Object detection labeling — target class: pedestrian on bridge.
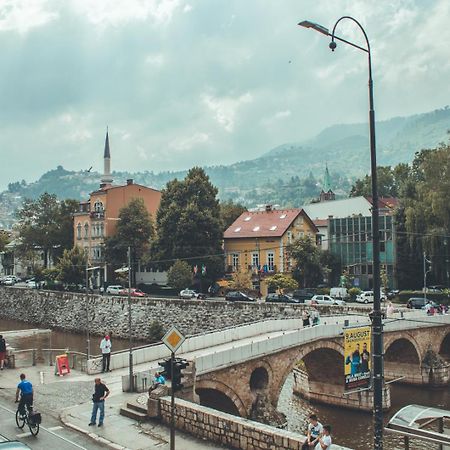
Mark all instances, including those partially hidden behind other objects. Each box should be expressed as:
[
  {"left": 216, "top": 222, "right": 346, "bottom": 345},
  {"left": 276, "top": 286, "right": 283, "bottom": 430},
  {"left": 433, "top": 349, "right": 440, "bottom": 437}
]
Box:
[
  {"left": 100, "top": 334, "right": 112, "bottom": 372},
  {"left": 0, "top": 335, "right": 6, "bottom": 370}
]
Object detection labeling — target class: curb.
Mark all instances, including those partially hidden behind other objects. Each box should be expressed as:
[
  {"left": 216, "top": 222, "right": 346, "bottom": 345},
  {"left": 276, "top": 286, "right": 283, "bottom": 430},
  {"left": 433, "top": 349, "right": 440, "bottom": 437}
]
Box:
[{"left": 60, "top": 408, "right": 132, "bottom": 450}]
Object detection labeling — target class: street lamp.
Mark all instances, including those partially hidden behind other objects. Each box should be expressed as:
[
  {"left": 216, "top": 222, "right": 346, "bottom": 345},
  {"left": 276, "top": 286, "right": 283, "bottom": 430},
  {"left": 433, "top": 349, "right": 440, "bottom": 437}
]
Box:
[{"left": 299, "top": 17, "right": 384, "bottom": 450}]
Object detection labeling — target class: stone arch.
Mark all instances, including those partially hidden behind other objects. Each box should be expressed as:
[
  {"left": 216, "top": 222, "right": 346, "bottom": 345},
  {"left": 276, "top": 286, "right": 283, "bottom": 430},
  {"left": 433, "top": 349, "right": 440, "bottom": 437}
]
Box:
[
  {"left": 439, "top": 332, "right": 450, "bottom": 359},
  {"left": 384, "top": 334, "right": 421, "bottom": 364},
  {"left": 250, "top": 366, "right": 269, "bottom": 391},
  {"left": 277, "top": 340, "right": 344, "bottom": 399},
  {"left": 195, "top": 379, "right": 246, "bottom": 417}
]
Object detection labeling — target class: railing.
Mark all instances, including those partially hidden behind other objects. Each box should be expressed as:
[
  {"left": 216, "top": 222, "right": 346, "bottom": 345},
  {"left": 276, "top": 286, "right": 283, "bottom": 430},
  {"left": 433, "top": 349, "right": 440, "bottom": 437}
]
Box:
[{"left": 8, "top": 348, "right": 88, "bottom": 371}]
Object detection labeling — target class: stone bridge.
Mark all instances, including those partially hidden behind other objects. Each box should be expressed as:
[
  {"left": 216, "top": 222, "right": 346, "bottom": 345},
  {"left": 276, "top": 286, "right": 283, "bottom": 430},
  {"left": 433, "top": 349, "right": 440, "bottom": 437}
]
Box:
[{"left": 192, "top": 314, "right": 450, "bottom": 419}]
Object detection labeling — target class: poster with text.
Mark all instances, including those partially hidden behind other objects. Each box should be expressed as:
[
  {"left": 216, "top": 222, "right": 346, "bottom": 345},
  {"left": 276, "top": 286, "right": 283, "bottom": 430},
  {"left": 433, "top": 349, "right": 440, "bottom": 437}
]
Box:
[{"left": 344, "top": 326, "right": 371, "bottom": 390}]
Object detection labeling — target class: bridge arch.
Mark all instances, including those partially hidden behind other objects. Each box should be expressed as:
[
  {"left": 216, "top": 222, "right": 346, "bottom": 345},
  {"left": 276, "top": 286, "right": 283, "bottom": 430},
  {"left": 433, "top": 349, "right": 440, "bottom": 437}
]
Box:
[
  {"left": 439, "top": 332, "right": 450, "bottom": 359},
  {"left": 384, "top": 335, "right": 421, "bottom": 364},
  {"left": 195, "top": 379, "right": 247, "bottom": 417}
]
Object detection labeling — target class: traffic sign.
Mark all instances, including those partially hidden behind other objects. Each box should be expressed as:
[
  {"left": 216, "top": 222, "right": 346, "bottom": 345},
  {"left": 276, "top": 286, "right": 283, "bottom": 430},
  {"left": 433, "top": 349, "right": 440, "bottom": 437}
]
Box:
[{"left": 162, "top": 326, "right": 185, "bottom": 353}]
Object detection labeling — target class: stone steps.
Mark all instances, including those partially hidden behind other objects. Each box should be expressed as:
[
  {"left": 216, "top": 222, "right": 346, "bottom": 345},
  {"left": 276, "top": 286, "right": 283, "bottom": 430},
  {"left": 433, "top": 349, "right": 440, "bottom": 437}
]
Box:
[{"left": 119, "top": 405, "right": 148, "bottom": 421}]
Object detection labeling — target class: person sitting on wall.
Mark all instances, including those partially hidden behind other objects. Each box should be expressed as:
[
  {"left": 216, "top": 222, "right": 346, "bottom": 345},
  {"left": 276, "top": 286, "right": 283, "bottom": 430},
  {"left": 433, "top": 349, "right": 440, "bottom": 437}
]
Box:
[{"left": 149, "top": 372, "right": 165, "bottom": 392}]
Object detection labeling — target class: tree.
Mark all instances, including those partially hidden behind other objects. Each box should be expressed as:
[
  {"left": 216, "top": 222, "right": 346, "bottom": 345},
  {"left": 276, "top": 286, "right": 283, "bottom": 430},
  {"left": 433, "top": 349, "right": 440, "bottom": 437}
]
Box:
[
  {"left": 56, "top": 246, "right": 87, "bottom": 286},
  {"left": 167, "top": 260, "right": 192, "bottom": 291},
  {"left": 265, "top": 273, "right": 298, "bottom": 292},
  {"left": 153, "top": 167, "right": 224, "bottom": 279},
  {"left": 220, "top": 200, "right": 246, "bottom": 231},
  {"left": 289, "top": 236, "right": 322, "bottom": 287},
  {"left": 230, "top": 271, "right": 253, "bottom": 291},
  {"left": 0, "top": 230, "right": 9, "bottom": 253},
  {"left": 16, "top": 193, "right": 79, "bottom": 268},
  {"left": 104, "top": 198, "right": 155, "bottom": 275}
]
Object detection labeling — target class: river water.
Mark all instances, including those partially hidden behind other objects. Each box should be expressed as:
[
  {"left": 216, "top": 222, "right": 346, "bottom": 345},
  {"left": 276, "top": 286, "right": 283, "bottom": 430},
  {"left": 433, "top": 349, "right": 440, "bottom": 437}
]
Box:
[{"left": 1, "top": 318, "right": 448, "bottom": 449}]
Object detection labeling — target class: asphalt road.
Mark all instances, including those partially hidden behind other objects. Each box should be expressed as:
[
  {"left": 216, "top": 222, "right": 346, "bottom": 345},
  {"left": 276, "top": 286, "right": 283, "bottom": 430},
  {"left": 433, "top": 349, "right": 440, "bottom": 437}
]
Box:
[{"left": 0, "top": 401, "right": 105, "bottom": 450}]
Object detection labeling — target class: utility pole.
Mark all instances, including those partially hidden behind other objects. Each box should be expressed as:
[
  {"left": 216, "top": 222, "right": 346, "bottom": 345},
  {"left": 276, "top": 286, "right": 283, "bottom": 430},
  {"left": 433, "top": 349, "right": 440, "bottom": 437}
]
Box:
[
  {"left": 85, "top": 254, "right": 90, "bottom": 361},
  {"left": 170, "top": 351, "right": 175, "bottom": 450},
  {"left": 128, "top": 246, "right": 134, "bottom": 392},
  {"left": 423, "top": 252, "right": 431, "bottom": 301}
]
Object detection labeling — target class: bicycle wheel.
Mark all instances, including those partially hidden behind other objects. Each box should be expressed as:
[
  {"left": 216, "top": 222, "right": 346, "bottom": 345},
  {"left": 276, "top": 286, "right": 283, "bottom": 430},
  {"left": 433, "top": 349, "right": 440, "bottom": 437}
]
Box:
[
  {"left": 29, "top": 420, "right": 39, "bottom": 436},
  {"left": 15, "top": 409, "right": 25, "bottom": 429}
]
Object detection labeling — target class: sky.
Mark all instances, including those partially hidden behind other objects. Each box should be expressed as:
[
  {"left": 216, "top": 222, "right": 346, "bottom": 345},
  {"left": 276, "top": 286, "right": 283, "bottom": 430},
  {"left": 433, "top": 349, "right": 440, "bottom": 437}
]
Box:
[{"left": 1, "top": 0, "right": 450, "bottom": 190}]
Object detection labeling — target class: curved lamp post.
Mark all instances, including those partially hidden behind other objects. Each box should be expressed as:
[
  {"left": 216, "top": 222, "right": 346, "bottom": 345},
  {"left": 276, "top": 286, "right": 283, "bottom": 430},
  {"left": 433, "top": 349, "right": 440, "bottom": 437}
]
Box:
[{"left": 299, "top": 17, "right": 384, "bottom": 449}]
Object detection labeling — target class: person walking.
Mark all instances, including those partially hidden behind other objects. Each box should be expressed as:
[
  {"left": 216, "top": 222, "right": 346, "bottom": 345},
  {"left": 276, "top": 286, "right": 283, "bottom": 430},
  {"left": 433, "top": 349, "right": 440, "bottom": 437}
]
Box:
[
  {"left": 89, "top": 378, "right": 110, "bottom": 427},
  {"left": 15, "top": 373, "right": 33, "bottom": 416},
  {"left": 100, "top": 335, "right": 112, "bottom": 372},
  {"left": 315, "top": 424, "right": 332, "bottom": 449},
  {"left": 386, "top": 301, "right": 395, "bottom": 318},
  {"left": 0, "top": 335, "right": 6, "bottom": 370}
]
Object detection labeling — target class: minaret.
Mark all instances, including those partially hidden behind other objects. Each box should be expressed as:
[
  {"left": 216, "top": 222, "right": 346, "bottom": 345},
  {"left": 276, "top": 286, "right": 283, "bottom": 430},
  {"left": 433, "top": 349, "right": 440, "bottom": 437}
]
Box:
[{"left": 101, "top": 129, "right": 113, "bottom": 186}]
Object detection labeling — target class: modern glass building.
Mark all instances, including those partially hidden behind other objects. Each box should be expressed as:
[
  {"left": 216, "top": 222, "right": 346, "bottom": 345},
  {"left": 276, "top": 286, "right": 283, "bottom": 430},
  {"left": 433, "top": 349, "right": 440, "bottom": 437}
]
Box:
[{"left": 329, "top": 214, "right": 396, "bottom": 290}]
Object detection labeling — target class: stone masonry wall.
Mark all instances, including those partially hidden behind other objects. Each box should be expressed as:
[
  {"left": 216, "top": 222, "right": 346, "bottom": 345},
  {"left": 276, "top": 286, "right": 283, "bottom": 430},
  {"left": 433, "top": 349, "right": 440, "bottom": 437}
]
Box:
[
  {"left": 159, "top": 397, "right": 350, "bottom": 450},
  {"left": 0, "top": 287, "right": 365, "bottom": 340}
]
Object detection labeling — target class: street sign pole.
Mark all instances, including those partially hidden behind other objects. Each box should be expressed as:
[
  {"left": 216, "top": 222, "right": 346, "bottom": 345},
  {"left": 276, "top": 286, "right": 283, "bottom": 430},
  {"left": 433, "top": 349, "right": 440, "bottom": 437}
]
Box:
[{"left": 170, "top": 351, "right": 175, "bottom": 450}]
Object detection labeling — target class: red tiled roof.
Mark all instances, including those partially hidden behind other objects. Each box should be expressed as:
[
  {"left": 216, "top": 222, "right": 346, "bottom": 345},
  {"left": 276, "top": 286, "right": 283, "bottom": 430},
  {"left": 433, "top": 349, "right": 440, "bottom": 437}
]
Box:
[
  {"left": 224, "top": 208, "right": 317, "bottom": 239},
  {"left": 313, "top": 219, "right": 328, "bottom": 227},
  {"left": 365, "top": 196, "right": 399, "bottom": 210}
]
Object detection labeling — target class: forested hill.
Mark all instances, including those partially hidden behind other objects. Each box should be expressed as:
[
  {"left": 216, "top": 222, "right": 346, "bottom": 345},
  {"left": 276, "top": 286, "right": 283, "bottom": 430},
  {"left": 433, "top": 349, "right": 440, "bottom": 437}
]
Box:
[{"left": 1, "top": 106, "right": 450, "bottom": 228}]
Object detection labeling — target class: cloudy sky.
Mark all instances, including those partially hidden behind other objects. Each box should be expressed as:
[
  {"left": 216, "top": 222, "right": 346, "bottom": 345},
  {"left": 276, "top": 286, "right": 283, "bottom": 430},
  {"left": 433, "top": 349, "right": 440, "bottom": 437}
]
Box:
[{"left": 0, "top": 0, "right": 449, "bottom": 190}]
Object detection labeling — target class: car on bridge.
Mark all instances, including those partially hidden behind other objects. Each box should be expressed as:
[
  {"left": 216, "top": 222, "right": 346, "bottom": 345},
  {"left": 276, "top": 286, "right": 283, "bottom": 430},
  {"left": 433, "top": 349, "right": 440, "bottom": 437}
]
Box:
[
  {"left": 306, "top": 295, "right": 346, "bottom": 306},
  {"left": 118, "top": 288, "right": 146, "bottom": 297},
  {"left": 106, "top": 285, "right": 123, "bottom": 295},
  {"left": 179, "top": 289, "right": 207, "bottom": 299},
  {"left": 225, "top": 291, "right": 255, "bottom": 302},
  {"left": 265, "top": 293, "right": 301, "bottom": 304}
]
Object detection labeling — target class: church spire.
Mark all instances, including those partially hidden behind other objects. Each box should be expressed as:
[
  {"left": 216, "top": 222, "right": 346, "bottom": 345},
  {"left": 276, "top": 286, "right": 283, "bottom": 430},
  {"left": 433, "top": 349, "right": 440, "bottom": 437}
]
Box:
[
  {"left": 101, "top": 128, "right": 113, "bottom": 187},
  {"left": 323, "top": 164, "right": 332, "bottom": 193}
]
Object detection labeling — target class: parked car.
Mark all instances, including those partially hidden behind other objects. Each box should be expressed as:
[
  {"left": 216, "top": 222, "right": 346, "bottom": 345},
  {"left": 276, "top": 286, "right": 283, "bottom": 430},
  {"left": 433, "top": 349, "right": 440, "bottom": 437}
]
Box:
[
  {"left": 387, "top": 289, "right": 400, "bottom": 299},
  {"left": 26, "top": 278, "right": 45, "bottom": 289},
  {"left": 292, "top": 288, "right": 316, "bottom": 303},
  {"left": 106, "top": 285, "right": 123, "bottom": 295},
  {"left": 306, "top": 295, "right": 346, "bottom": 306},
  {"left": 329, "top": 287, "right": 349, "bottom": 300},
  {"left": 356, "top": 291, "right": 387, "bottom": 303},
  {"left": 179, "top": 289, "right": 207, "bottom": 299},
  {"left": 225, "top": 291, "right": 255, "bottom": 302},
  {"left": 2, "top": 276, "right": 16, "bottom": 286},
  {"left": 265, "top": 293, "right": 301, "bottom": 304},
  {"left": 0, "top": 441, "right": 31, "bottom": 449},
  {"left": 118, "top": 288, "right": 146, "bottom": 297},
  {"left": 407, "top": 297, "right": 438, "bottom": 309}
]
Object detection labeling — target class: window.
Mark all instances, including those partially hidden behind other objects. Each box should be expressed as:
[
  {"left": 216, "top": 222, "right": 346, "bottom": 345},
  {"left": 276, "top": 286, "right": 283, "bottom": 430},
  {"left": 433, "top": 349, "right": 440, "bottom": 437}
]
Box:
[
  {"left": 94, "top": 201, "right": 104, "bottom": 212},
  {"left": 252, "top": 252, "right": 259, "bottom": 268},
  {"left": 76, "top": 223, "right": 82, "bottom": 239},
  {"left": 100, "top": 223, "right": 104, "bottom": 237},
  {"left": 287, "top": 231, "right": 292, "bottom": 243},
  {"left": 84, "top": 223, "right": 89, "bottom": 238},
  {"left": 231, "top": 253, "right": 239, "bottom": 270},
  {"left": 380, "top": 241, "right": 386, "bottom": 252},
  {"left": 267, "top": 252, "right": 274, "bottom": 271}
]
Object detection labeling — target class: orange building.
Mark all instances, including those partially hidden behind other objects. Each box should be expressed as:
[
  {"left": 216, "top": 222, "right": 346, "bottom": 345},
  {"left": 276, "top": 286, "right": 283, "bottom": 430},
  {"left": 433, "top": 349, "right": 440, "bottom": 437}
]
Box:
[
  {"left": 223, "top": 205, "right": 318, "bottom": 295},
  {"left": 73, "top": 132, "right": 161, "bottom": 285}
]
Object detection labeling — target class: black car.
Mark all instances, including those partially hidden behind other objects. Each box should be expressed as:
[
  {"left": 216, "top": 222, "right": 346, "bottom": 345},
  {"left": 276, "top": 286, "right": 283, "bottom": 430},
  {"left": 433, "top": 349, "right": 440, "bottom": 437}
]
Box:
[
  {"left": 292, "top": 288, "right": 316, "bottom": 303},
  {"left": 407, "top": 297, "right": 438, "bottom": 309},
  {"left": 225, "top": 291, "right": 255, "bottom": 302},
  {"left": 265, "top": 293, "right": 301, "bottom": 304}
]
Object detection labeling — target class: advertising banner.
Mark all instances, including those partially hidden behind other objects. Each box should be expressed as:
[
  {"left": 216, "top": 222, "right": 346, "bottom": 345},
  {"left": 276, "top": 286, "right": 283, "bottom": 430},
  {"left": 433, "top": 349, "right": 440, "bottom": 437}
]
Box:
[{"left": 344, "top": 326, "right": 371, "bottom": 390}]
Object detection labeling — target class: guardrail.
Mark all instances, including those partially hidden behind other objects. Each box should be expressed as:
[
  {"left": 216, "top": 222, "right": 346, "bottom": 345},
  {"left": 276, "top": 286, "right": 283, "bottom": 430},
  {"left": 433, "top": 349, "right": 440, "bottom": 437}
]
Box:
[{"left": 8, "top": 348, "right": 88, "bottom": 371}]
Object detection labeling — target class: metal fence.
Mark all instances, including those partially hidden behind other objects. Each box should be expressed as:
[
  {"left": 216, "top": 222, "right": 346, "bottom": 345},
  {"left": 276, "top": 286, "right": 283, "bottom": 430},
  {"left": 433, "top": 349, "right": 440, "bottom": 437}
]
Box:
[{"left": 8, "top": 348, "right": 88, "bottom": 371}]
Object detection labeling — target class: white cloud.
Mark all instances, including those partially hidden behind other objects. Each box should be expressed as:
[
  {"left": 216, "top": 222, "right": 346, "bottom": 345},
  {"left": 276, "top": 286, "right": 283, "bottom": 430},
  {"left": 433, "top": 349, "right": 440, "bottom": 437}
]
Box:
[
  {"left": 202, "top": 93, "right": 252, "bottom": 132},
  {"left": 145, "top": 53, "right": 166, "bottom": 68},
  {"left": 71, "top": 0, "right": 181, "bottom": 27},
  {"left": 169, "top": 132, "right": 209, "bottom": 151},
  {"left": 0, "top": 0, "right": 58, "bottom": 34}
]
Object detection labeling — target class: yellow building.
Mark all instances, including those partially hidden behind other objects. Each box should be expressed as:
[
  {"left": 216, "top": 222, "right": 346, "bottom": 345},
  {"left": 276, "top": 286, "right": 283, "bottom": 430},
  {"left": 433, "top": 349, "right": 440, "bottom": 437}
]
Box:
[
  {"left": 223, "top": 205, "right": 318, "bottom": 295},
  {"left": 73, "top": 132, "right": 161, "bottom": 286}
]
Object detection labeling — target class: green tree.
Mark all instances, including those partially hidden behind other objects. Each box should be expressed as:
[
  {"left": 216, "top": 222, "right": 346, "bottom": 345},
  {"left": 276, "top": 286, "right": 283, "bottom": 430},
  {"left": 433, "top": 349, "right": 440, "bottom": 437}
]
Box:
[
  {"left": 230, "top": 271, "right": 253, "bottom": 291},
  {"left": 265, "top": 273, "right": 298, "bottom": 292},
  {"left": 289, "top": 236, "right": 322, "bottom": 287},
  {"left": 104, "top": 198, "right": 155, "bottom": 276},
  {"left": 56, "top": 246, "right": 87, "bottom": 286},
  {"left": 167, "top": 259, "right": 192, "bottom": 291},
  {"left": 0, "top": 230, "right": 9, "bottom": 253},
  {"left": 220, "top": 200, "right": 246, "bottom": 231},
  {"left": 153, "top": 167, "right": 224, "bottom": 279},
  {"left": 16, "top": 193, "right": 79, "bottom": 268}
]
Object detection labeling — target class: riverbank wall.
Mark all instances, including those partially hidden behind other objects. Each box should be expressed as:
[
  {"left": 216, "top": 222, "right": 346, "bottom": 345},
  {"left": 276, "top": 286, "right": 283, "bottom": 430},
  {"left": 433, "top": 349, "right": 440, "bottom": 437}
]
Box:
[{"left": 0, "top": 287, "right": 369, "bottom": 340}]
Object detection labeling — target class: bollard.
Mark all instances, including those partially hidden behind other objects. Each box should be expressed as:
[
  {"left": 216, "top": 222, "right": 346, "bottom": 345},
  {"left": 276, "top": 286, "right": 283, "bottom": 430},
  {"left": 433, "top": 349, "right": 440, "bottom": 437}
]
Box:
[{"left": 40, "top": 371, "right": 44, "bottom": 384}]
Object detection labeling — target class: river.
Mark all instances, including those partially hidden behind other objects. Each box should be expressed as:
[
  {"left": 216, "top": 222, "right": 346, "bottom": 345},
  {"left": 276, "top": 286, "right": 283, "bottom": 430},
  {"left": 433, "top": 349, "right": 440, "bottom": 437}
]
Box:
[{"left": 1, "top": 318, "right": 448, "bottom": 449}]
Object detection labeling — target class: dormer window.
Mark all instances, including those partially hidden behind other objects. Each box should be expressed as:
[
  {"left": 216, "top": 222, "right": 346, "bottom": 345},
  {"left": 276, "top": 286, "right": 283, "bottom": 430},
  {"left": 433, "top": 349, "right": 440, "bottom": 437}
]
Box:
[
  {"left": 244, "top": 216, "right": 252, "bottom": 221},
  {"left": 234, "top": 227, "right": 241, "bottom": 232},
  {"left": 253, "top": 226, "right": 260, "bottom": 232},
  {"left": 280, "top": 214, "right": 287, "bottom": 219}
]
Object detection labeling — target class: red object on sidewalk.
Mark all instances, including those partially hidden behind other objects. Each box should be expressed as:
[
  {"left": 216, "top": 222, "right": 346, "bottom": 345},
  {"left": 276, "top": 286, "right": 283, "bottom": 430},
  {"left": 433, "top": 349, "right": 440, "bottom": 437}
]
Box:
[{"left": 55, "top": 354, "right": 70, "bottom": 376}]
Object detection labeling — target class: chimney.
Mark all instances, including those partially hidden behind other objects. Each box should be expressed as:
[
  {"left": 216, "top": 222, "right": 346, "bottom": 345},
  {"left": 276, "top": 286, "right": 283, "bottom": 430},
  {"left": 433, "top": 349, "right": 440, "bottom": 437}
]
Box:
[
  {"left": 127, "top": 179, "right": 133, "bottom": 185},
  {"left": 265, "top": 204, "right": 273, "bottom": 212}
]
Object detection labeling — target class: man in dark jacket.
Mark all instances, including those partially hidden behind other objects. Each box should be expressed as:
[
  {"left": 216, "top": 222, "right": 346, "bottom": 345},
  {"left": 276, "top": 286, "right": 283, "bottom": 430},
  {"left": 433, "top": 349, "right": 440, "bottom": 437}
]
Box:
[{"left": 88, "top": 378, "right": 110, "bottom": 427}]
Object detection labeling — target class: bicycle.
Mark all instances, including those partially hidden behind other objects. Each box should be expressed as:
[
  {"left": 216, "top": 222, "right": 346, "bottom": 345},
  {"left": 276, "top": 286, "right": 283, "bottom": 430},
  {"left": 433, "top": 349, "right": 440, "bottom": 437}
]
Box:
[{"left": 15, "top": 403, "right": 40, "bottom": 436}]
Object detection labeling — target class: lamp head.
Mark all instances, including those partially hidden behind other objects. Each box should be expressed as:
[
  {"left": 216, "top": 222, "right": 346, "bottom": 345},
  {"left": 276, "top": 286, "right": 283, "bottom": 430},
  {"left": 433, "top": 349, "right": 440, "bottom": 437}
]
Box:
[{"left": 329, "top": 40, "right": 337, "bottom": 51}]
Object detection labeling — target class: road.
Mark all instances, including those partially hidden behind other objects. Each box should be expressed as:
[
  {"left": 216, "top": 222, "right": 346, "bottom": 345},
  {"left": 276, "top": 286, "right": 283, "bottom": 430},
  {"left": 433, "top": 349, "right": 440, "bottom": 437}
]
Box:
[{"left": 0, "top": 400, "right": 105, "bottom": 450}]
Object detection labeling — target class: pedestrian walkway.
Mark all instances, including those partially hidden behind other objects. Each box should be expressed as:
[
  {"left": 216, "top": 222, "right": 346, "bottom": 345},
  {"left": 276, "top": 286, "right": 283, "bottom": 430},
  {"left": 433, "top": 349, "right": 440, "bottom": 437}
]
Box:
[{"left": 0, "top": 364, "right": 227, "bottom": 450}]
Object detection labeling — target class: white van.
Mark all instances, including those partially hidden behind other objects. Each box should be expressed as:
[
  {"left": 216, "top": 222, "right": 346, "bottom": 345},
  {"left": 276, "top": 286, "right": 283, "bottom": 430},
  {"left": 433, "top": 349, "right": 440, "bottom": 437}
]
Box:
[{"left": 330, "top": 287, "right": 349, "bottom": 300}]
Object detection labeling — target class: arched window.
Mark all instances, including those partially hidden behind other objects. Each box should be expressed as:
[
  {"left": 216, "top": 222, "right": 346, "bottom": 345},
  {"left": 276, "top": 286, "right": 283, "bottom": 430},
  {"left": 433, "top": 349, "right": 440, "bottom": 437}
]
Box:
[
  {"left": 84, "top": 223, "right": 89, "bottom": 238},
  {"left": 100, "top": 223, "right": 104, "bottom": 237},
  {"left": 94, "top": 201, "right": 104, "bottom": 213},
  {"left": 77, "top": 223, "right": 82, "bottom": 239}
]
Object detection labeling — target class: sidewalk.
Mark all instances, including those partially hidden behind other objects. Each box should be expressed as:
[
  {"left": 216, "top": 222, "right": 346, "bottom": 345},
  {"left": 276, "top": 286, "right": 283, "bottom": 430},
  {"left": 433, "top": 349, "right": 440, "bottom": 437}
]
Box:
[{"left": 0, "top": 364, "right": 227, "bottom": 450}]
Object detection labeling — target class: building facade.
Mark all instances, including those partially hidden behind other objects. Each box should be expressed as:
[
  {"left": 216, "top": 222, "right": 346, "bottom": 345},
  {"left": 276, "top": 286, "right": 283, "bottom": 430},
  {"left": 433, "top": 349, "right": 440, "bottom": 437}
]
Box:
[
  {"left": 223, "top": 206, "right": 318, "bottom": 295},
  {"left": 73, "top": 132, "right": 161, "bottom": 286}
]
